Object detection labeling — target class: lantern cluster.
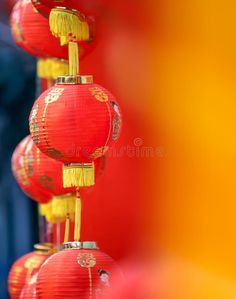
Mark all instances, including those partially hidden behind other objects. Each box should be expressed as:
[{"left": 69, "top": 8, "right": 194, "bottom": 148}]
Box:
[{"left": 9, "top": 0, "right": 123, "bottom": 297}]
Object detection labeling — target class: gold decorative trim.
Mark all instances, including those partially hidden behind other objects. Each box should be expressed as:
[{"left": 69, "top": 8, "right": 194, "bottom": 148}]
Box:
[{"left": 56, "top": 75, "right": 93, "bottom": 85}]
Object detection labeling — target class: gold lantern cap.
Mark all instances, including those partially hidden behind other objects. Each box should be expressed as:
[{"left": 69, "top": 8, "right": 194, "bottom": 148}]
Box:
[
  {"left": 62, "top": 241, "right": 98, "bottom": 250},
  {"left": 34, "top": 243, "right": 56, "bottom": 254},
  {"left": 56, "top": 75, "right": 93, "bottom": 85}
]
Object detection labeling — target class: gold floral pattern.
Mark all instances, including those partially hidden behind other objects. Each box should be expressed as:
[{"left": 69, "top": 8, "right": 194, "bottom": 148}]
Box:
[
  {"left": 44, "top": 88, "right": 64, "bottom": 104},
  {"left": 77, "top": 253, "right": 96, "bottom": 268},
  {"left": 90, "top": 146, "right": 109, "bottom": 159},
  {"left": 89, "top": 87, "right": 108, "bottom": 102}
]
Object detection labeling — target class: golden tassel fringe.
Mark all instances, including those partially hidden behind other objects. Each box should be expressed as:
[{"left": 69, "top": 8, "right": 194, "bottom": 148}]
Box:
[
  {"left": 37, "top": 58, "right": 69, "bottom": 80},
  {"left": 51, "top": 194, "right": 76, "bottom": 221},
  {"left": 39, "top": 202, "right": 57, "bottom": 224},
  {"left": 63, "top": 163, "right": 95, "bottom": 188},
  {"left": 39, "top": 194, "right": 76, "bottom": 224},
  {"left": 49, "top": 8, "right": 90, "bottom": 45}
]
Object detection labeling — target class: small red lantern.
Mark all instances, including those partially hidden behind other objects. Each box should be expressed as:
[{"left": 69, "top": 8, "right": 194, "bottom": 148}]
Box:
[
  {"left": 8, "top": 244, "right": 53, "bottom": 299},
  {"left": 29, "top": 75, "right": 121, "bottom": 188},
  {"left": 12, "top": 136, "right": 51, "bottom": 203},
  {"left": 36, "top": 242, "right": 122, "bottom": 298},
  {"left": 20, "top": 273, "right": 38, "bottom": 299}
]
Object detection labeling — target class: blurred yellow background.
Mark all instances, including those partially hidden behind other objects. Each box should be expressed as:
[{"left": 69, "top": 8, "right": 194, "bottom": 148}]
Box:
[{"left": 88, "top": 0, "right": 236, "bottom": 297}]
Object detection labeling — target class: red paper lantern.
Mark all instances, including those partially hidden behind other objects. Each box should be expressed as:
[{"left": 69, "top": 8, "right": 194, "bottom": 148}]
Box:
[
  {"left": 10, "top": 0, "right": 68, "bottom": 59},
  {"left": 8, "top": 244, "right": 53, "bottom": 299},
  {"left": 29, "top": 75, "right": 121, "bottom": 188},
  {"left": 20, "top": 273, "right": 38, "bottom": 299},
  {"left": 28, "top": 135, "right": 106, "bottom": 196},
  {"left": 12, "top": 136, "right": 51, "bottom": 203},
  {"left": 36, "top": 242, "right": 122, "bottom": 298}
]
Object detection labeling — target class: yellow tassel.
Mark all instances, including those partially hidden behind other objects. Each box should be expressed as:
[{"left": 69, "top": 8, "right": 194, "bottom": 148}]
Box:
[
  {"left": 63, "top": 163, "right": 95, "bottom": 188},
  {"left": 69, "top": 41, "right": 79, "bottom": 75},
  {"left": 49, "top": 8, "right": 90, "bottom": 45},
  {"left": 74, "top": 192, "right": 81, "bottom": 242},
  {"left": 64, "top": 214, "right": 70, "bottom": 243},
  {"left": 51, "top": 194, "right": 76, "bottom": 221},
  {"left": 37, "top": 58, "right": 69, "bottom": 79},
  {"left": 39, "top": 202, "right": 57, "bottom": 224},
  {"left": 51, "top": 59, "right": 69, "bottom": 78}
]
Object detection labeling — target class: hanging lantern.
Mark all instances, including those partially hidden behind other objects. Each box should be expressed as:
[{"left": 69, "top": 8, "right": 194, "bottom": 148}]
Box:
[
  {"left": 8, "top": 244, "right": 54, "bottom": 299},
  {"left": 12, "top": 136, "right": 51, "bottom": 203},
  {"left": 29, "top": 75, "right": 121, "bottom": 188},
  {"left": 31, "top": 0, "right": 96, "bottom": 76},
  {"left": 10, "top": 0, "right": 68, "bottom": 59},
  {"left": 36, "top": 241, "right": 122, "bottom": 298},
  {"left": 20, "top": 273, "right": 38, "bottom": 299}
]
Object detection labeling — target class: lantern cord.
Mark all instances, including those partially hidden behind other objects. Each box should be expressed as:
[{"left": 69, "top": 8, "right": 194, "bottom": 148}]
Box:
[
  {"left": 74, "top": 189, "right": 82, "bottom": 242},
  {"left": 64, "top": 213, "right": 70, "bottom": 243},
  {"left": 56, "top": 220, "right": 61, "bottom": 250},
  {"left": 69, "top": 37, "right": 79, "bottom": 75}
]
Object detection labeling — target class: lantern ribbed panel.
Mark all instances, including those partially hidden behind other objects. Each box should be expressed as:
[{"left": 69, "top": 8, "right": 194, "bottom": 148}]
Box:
[
  {"left": 12, "top": 136, "right": 51, "bottom": 203},
  {"left": 10, "top": 0, "right": 68, "bottom": 59},
  {"left": 8, "top": 251, "right": 50, "bottom": 299},
  {"left": 29, "top": 83, "right": 122, "bottom": 163},
  {"left": 20, "top": 273, "right": 38, "bottom": 299},
  {"left": 36, "top": 249, "right": 122, "bottom": 298},
  {"left": 30, "top": 140, "right": 75, "bottom": 195}
]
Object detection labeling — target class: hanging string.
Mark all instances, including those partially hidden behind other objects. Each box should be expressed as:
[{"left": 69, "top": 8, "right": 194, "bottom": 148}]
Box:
[{"left": 74, "top": 188, "right": 82, "bottom": 242}]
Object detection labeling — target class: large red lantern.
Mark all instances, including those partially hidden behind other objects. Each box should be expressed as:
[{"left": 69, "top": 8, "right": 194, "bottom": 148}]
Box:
[
  {"left": 12, "top": 136, "right": 51, "bottom": 203},
  {"left": 29, "top": 75, "right": 121, "bottom": 188},
  {"left": 8, "top": 244, "right": 53, "bottom": 299},
  {"left": 20, "top": 273, "right": 38, "bottom": 299},
  {"left": 36, "top": 242, "right": 122, "bottom": 298}
]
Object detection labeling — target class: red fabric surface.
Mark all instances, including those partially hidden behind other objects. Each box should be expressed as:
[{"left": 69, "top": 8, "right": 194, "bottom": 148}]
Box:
[
  {"left": 36, "top": 248, "right": 122, "bottom": 298},
  {"left": 12, "top": 136, "right": 51, "bottom": 203},
  {"left": 10, "top": 0, "right": 68, "bottom": 59},
  {"left": 29, "top": 83, "right": 122, "bottom": 163},
  {"left": 8, "top": 251, "right": 51, "bottom": 299}
]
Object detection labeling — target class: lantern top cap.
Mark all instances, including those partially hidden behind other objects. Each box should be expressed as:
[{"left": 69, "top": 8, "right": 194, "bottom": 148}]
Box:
[
  {"left": 62, "top": 241, "right": 98, "bottom": 250},
  {"left": 56, "top": 75, "right": 93, "bottom": 85},
  {"left": 34, "top": 243, "right": 56, "bottom": 254}
]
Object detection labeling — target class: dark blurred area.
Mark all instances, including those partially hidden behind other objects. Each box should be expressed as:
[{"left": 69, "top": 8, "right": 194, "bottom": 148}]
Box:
[{"left": 0, "top": 0, "right": 39, "bottom": 298}]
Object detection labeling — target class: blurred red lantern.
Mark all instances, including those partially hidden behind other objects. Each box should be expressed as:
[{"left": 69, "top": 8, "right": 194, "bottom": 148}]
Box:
[
  {"left": 12, "top": 136, "right": 51, "bottom": 203},
  {"left": 8, "top": 244, "right": 53, "bottom": 299},
  {"left": 10, "top": 0, "right": 68, "bottom": 59},
  {"left": 20, "top": 273, "right": 38, "bottom": 299},
  {"left": 29, "top": 75, "right": 121, "bottom": 188},
  {"left": 10, "top": 0, "right": 92, "bottom": 60},
  {"left": 36, "top": 242, "right": 122, "bottom": 298}
]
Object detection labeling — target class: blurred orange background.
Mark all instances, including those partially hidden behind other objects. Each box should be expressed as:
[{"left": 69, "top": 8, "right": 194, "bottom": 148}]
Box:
[{"left": 78, "top": 0, "right": 236, "bottom": 297}]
